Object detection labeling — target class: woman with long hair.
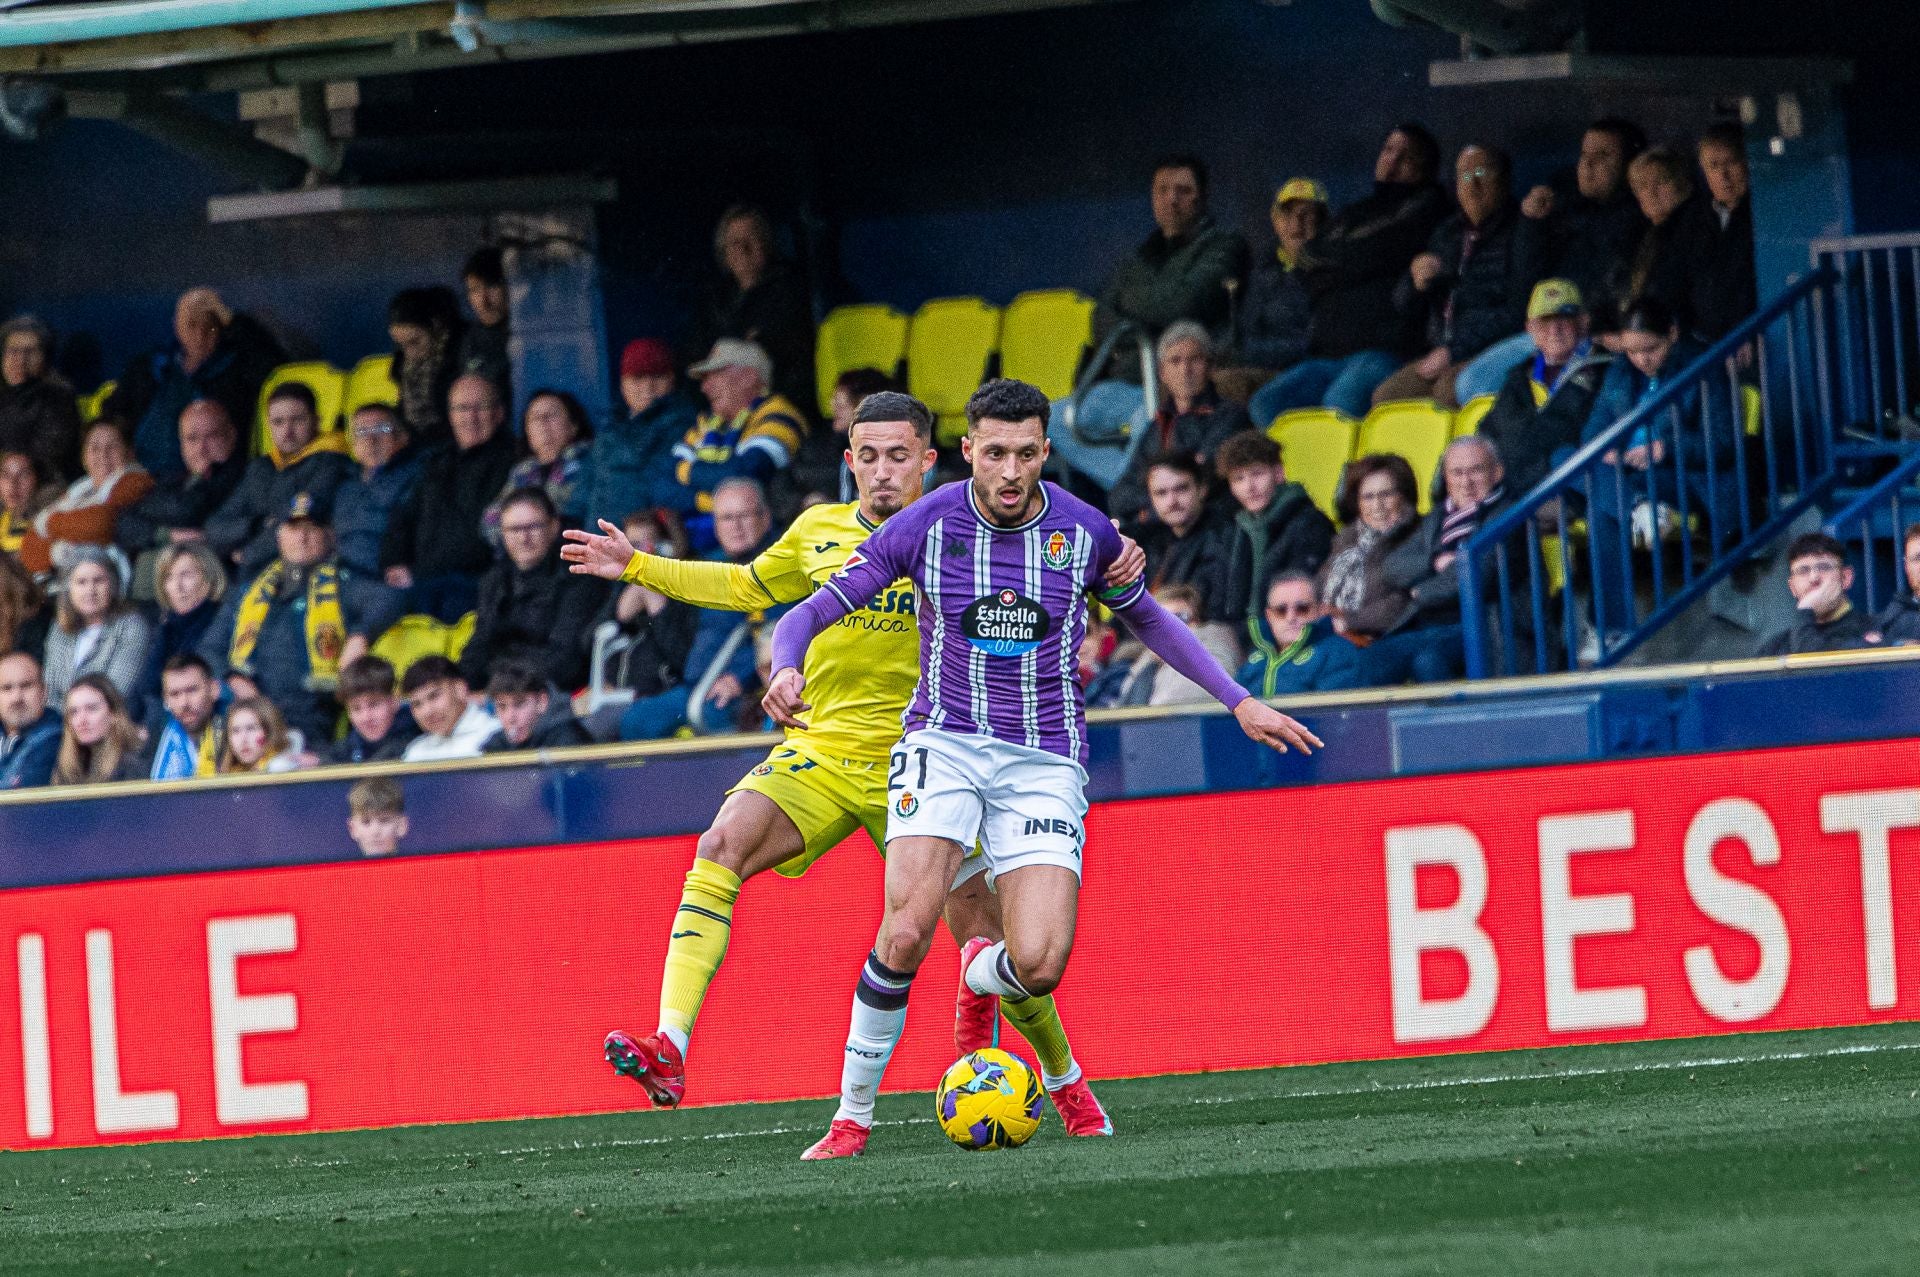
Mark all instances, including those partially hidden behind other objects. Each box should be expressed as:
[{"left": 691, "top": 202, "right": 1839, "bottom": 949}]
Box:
[
  {"left": 50, "top": 673, "right": 145, "bottom": 786},
  {"left": 218, "top": 696, "right": 305, "bottom": 774},
  {"left": 1317, "top": 453, "right": 1422, "bottom": 642},
  {"left": 41, "top": 546, "right": 151, "bottom": 704},
  {"left": 387, "top": 286, "right": 465, "bottom": 448},
  {"left": 18, "top": 419, "right": 154, "bottom": 576},
  {"left": 0, "top": 551, "right": 49, "bottom": 659},
  {"left": 485, "top": 389, "right": 595, "bottom": 540}
]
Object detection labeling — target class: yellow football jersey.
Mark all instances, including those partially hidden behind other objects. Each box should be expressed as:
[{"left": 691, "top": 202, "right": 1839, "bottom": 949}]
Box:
[{"left": 622, "top": 501, "right": 918, "bottom": 764}]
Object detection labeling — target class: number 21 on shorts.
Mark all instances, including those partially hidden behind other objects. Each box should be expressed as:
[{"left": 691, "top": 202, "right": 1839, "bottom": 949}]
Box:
[{"left": 888, "top": 745, "right": 929, "bottom": 792}]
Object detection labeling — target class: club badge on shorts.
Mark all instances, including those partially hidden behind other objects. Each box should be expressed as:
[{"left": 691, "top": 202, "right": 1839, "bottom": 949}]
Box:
[
  {"left": 1042, "top": 530, "right": 1072, "bottom": 570},
  {"left": 895, "top": 791, "right": 919, "bottom": 818}
]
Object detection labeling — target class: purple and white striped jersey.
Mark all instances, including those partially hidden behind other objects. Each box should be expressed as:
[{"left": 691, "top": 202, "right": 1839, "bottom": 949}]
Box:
[{"left": 813, "top": 480, "right": 1146, "bottom": 764}]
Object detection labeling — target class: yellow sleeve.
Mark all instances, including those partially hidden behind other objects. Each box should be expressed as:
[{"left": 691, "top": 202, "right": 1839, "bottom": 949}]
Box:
[{"left": 618, "top": 525, "right": 812, "bottom": 610}]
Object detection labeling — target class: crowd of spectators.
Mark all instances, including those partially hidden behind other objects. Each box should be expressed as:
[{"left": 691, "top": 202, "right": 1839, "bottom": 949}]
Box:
[{"left": 0, "top": 116, "right": 1896, "bottom": 796}]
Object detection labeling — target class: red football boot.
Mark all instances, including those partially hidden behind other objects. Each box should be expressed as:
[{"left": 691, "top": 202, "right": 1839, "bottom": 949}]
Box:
[
  {"left": 603, "top": 1029, "right": 685, "bottom": 1108},
  {"left": 800, "top": 1119, "right": 870, "bottom": 1160},
  {"left": 954, "top": 936, "right": 1001, "bottom": 1057},
  {"left": 1048, "top": 1075, "right": 1114, "bottom": 1136}
]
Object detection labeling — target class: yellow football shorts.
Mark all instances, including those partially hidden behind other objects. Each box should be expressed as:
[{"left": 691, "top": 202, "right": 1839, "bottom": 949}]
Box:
[{"left": 728, "top": 738, "right": 890, "bottom": 877}]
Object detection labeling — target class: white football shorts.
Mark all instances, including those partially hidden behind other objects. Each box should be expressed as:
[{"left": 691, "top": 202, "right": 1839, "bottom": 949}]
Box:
[{"left": 883, "top": 727, "right": 1089, "bottom": 881}]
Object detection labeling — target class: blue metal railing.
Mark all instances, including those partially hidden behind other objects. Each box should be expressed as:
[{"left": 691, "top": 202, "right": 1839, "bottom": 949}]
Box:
[
  {"left": 1812, "top": 233, "right": 1920, "bottom": 444},
  {"left": 1461, "top": 269, "right": 1839, "bottom": 677},
  {"left": 1822, "top": 449, "right": 1920, "bottom": 615}
]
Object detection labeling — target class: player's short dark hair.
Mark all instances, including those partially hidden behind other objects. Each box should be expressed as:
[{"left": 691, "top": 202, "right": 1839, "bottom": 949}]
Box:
[
  {"left": 1215, "top": 430, "right": 1280, "bottom": 477},
  {"left": 499, "top": 486, "right": 559, "bottom": 523},
  {"left": 486, "top": 658, "right": 547, "bottom": 698},
  {"left": 1392, "top": 122, "right": 1442, "bottom": 182},
  {"left": 1144, "top": 450, "right": 1206, "bottom": 488},
  {"left": 1153, "top": 152, "right": 1210, "bottom": 199},
  {"left": 850, "top": 390, "right": 934, "bottom": 445},
  {"left": 1786, "top": 531, "right": 1848, "bottom": 567},
  {"left": 266, "top": 380, "right": 318, "bottom": 418},
  {"left": 463, "top": 245, "right": 505, "bottom": 286},
  {"left": 161, "top": 652, "right": 213, "bottom": 680},
  {"left": 965, "top": 378, "right": 1051, "bottom": 432},
  {"left": 399, "top": 654, "right": 463, "bottom": 696},
  {"left": 348, "top": 776, "right": 404, "bottom": 818},
  {"left": 1587, "top": 116, "right": 1648, "bottom": 159},
  {"left": 339, "top": 655, "right": 397, "bottom": 702}
]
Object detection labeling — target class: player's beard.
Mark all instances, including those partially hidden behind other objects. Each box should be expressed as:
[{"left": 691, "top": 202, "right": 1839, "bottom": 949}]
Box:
[{"left": 973, "top": 474, "right": 1040, "bottom": 526}]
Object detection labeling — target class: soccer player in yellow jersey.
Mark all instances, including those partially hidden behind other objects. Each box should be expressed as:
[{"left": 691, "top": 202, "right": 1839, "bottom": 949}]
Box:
[{"left": 562, "top": 391, "right": 1141, "bottom": 1135}]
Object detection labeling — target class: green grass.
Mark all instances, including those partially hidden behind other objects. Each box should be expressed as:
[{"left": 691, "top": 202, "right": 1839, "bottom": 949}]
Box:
[{"left": 6, "top": 1023, "right": 1919, "bottom": 1276}]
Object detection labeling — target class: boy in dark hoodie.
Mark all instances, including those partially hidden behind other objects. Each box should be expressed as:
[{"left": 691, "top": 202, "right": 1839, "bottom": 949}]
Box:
[{"left": 1215, "top": 431, "right": 1335, "bottom": 630}]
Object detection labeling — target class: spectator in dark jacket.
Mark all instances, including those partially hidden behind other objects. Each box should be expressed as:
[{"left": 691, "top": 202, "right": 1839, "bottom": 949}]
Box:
[
  {"left": 1094, "top": 154, "right": 1250, "bottom": 354},
  {"left": 201, "top": 491, "right": 405, "bottom": 745},
  {"left": 1581, "top": 297, "right": 1742, "bottom": 635},
  {"left": 1237, "top": 573, "right": 1364, "bottom": 698},
  {"left": 115, "top": 399, "right": 246, "bottom": 588},
  {"left": 380, "top": 373, "right": 518, "bottom": 622},
  {"left": 1108, "top": 322, "right": 1248, "bottom": 526},
  {"left": 330, "top": 655, "right": 419, "bottom": 764},
  {"left": 1475, "top": 280, "right": 1613, "bottom": 494},
  {"left": 1374, "top": 145, "right": 1547, "bottom": 408},
  {"left": 134, "top": 543, "right": 227, "bottom": 727},
  {"left": 1756, "top": 533, "right": 1874, "bottom": 656},
  {"left": 588, "top": 339, "right": 699, "bottom": 526},
  {"left": 333, "top": 404, "right": 422, "bottom": 576},
  {"left": 1690, "top": 123, "right": 1758, "bottom": 342},
  {"left": 1616, "top": 147, "right": 1707, "bottom": 331},
  {"left": 484, "top": 389, "right": 594, "bottom": 541},
  {"left": 458, "top": 489, "right": 607, "bottom": 690},
  {"left": 481, "top": 657, "right": 593, "bottom": 752},
  {"left": 1454, "top": 119, "right": 1647, "bottom": 402},
  {"left": 1215, "top": 430, "right": 1336, "bottom": 630},
  {"left": 692, "top": 207, "right": 817, "bottom": 416},
  {"left": 103, "top": 287, "right": 283, "bottom": 481},
  {"left": 204, "top": 382, "right": 355, "bottom": 579},
  {"left": 1367, "top": 436, "right": 1522, "bottom": 684},
  {"left": 799, "top": 366, "right": 894, "bottom": 504},
  {"left": 0, "top": 315, "right": 82, "bottom": 482},
  {"left": 456, "top": 246, "right": 512, "bottom": 403},
  {"left": 579, "top": 509, "right": 698, "bottom": 739},
  {"left": 1217, "top": 179, "right": 1328, "bottom": 409},
  {"left": 1125, "top": 451, "right": 1234, "bottom": 624},
  {"left": 1316, "top": 453, "right": 1420, "bottom": 641},
  {"left": 1868, "top": 523, "right": 1920, "bottom": 647},
  {"left": 387, "top": 287, "right": 465, "bottom": 449},
  {"left": 0, "top": 651, "right": 59, "bottom": 789},
  {"left": 1252, "top": 124, "right": 1449, "bottom": 423}
]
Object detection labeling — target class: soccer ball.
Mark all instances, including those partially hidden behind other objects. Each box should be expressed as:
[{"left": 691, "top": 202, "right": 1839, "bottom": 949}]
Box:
[{"left": 935, "top": 1048, "right": 1045, "bottom": 1150}]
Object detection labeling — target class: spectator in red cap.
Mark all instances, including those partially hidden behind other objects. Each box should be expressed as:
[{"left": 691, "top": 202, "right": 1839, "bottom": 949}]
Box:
[{"left": 587, "top": 338, "right": 700, "bottom": 528}]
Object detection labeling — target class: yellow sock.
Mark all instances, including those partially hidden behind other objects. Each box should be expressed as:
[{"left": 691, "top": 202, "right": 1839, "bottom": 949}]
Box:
[
  {"left": 657, "top": 859, "right": 742, "bottom": 1049},
  {"left": 999, "top": 993, "right": 1077, "bottom": 1085}
]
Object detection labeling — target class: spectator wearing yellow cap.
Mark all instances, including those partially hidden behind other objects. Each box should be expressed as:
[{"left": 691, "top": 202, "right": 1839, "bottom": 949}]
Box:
[
  {"left": 1220, "top": 179, "right": 1328, "bottom": 418},
  {"left": 1474, "top": 279, "right": 1612, "bottom": 495}
]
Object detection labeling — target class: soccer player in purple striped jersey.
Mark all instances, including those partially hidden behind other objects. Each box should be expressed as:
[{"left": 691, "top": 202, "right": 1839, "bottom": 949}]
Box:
[{"left": 765, "top": 378, "right": 1321, "bottom": 1159}]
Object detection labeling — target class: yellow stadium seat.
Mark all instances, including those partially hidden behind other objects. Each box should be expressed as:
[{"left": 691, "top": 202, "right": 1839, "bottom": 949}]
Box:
[
  {"left": 1357, "top": 400, "right": 1454, "bottom": 513},
  {"left": 256, "top": 361, "right": 348, "bottom": 455},
  {"left": 1268, "top": 408, "right": 1357, "bottom": 520},
  {"left": 815, "top": 304, "right": 910, "bottom": 417},
  {"left": 370, "top": 614, "right": 453, "bottom": 684},
  {"left": 446, "top": 611, "right": 478, "bottom": 662},
  {"left": 907, "top": 297, "right": 1003, "bottom": 446},
  {"left": 999, "top": 289, "right": 1094, "bottom": 401},
  {"left": 76, "top": 379, "right": 117, "bottom": 422},
  {"left": 344, "top": 354, "right": 398, "bottom": 420},
  {"left": 1454, "top": 394, "right": 1495, "bottom": 438}
]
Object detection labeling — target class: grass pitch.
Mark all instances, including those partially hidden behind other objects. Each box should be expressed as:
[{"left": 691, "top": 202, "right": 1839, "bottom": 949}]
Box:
[{"left": 5, "top": 1024, "right": 1918, "bottom": 1276}]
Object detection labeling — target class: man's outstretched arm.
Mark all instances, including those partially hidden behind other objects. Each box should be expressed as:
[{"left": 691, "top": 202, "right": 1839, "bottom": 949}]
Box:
[{"left": 1114, "top": 592, "right": 1324, "bottom": 754}]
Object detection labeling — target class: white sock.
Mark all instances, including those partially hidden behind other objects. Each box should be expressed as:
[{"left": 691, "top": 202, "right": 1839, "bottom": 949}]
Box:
[
  {"left": 1041, "top": 1062, "right": 1083, "bottom": 1090},
  {"left": 656, "top": 1025, "right": 690, "bottom": 1058},
  {"left": 964, "top": 941, "right": 1034, "bottom": 1001},
  {"left": 833, "top": 952, "right": 914, "bottom": 1127}
]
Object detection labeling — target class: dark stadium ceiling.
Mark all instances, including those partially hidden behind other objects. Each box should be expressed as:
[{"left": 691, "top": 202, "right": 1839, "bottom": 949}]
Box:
[{"left": 0, "top": 0, "right": 1134, "bottom": 88}]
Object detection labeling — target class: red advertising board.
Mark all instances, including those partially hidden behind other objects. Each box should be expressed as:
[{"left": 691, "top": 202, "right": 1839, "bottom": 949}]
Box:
[{"left": 5, "top": 737, "right": 1920, "bottom": 1149}]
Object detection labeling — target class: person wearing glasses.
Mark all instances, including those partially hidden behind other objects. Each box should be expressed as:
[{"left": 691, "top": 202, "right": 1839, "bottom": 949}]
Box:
[
  {"left": 1373, "top": 144, "right": 1549, "bottom": 409},
  {"left": 1237, "top": 571, "right": 1363, "bottom": 698},
  {"left": 1756, "top": 532, "right": 1874, "bottom": 656},
  {"left": 456, "top": 488, "right": 608, "bottom": 691},
  {"left": 332, "top": 403, "right": 422, "bottom": 577}
]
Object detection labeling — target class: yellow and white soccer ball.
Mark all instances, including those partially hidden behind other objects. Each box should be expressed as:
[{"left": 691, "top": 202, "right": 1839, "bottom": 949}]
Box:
[{"left": 935, "top": 1048, "right": 1045, "bottom": 1150}]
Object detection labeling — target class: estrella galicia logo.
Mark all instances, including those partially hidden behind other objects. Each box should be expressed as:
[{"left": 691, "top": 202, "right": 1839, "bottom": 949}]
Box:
[
  {"left": 1042, "top": 530, "right": 1072, "bottom": 570},
  {"left": 895, "top": 791, "right": 919, "bottom": 818},
  {"left": 962, "top": 588, "right": 1049, "bottom": 656}
]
